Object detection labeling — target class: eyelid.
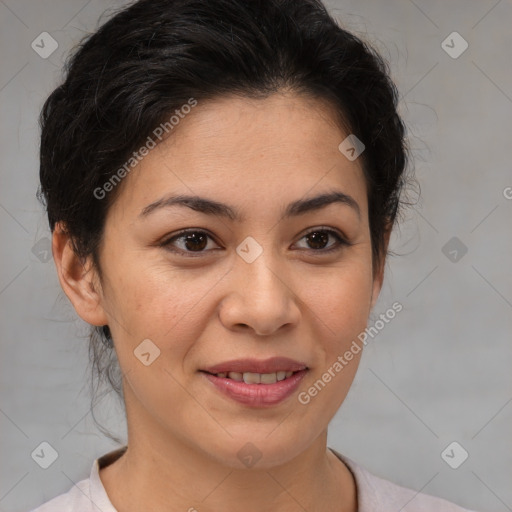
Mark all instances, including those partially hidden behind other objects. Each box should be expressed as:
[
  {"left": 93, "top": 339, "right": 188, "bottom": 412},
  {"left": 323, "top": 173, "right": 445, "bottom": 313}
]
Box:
[{"left": 299, "top": 225, "right": 349, "bottom": 241}]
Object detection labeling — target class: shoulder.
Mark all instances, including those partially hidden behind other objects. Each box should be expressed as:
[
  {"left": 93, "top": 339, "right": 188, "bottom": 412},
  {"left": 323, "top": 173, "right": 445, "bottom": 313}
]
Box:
[
  {"left": 28, "top": 449, "right": 123, "bottom": 512},
  {"left": 28, "top": 477, "right": 93, "bottom": 512},
  {"left": 331, "top": 450, "right": 477, "bottom": 512}
]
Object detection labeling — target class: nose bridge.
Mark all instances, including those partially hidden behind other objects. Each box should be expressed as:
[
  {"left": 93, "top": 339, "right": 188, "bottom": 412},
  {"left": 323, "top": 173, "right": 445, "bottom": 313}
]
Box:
[
  {"left": 222, "top": 234, "right": 300, "bottom": 335},
  {"left": 236, "top": 236, "right": 286, "bottom": 302}
]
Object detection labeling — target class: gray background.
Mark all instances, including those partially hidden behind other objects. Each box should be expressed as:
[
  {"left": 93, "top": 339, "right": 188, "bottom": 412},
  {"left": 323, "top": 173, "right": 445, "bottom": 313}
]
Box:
[{"left": 1, "top": 0, "right": 511, "bottom": 511}]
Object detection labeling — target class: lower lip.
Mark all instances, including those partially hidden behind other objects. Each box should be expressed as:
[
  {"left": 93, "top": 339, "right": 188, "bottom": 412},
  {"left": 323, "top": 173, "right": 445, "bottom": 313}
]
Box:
[{"left": 201, "top": 370, "right": 308, "bottom": 407}]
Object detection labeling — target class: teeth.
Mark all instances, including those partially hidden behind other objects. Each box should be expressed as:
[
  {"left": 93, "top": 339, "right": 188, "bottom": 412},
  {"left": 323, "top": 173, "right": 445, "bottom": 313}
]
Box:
[
  {"left": 216, "top": 370, "right": 297, "bottom": 383},
  {"left": 277, "top": 371, "right": 286, "bottom": 381},
  {"left": 243, "top": 372, "right": 261, "bottom": 384},
  {"left": 260, "top": 372, "right": 277, "bottom": 384}
]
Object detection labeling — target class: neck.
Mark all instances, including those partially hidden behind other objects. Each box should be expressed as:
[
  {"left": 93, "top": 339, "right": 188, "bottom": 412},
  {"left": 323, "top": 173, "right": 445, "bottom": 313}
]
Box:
[{"left": 100, "top": 431, "right": 357, "bottom": 512}]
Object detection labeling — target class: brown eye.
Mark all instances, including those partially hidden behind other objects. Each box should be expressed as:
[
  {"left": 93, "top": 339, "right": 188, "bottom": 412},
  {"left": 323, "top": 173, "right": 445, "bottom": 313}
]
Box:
[
  {"left": 305, "top": 231, "right": 330, "bottom": 250},
  {"left": 295, "top": 228, "right": 350, "bottom": 253},
  {"left": 161, "top": 230, "right": 220, "bottom": 255},
  {"left": 181, "top": 232, "right": 208, "bottom": 251}
]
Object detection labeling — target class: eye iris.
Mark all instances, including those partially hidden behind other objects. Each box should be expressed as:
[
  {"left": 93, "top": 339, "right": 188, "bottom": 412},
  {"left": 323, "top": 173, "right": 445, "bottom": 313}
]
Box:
[
  {"left": 307, "top": 231, "right": 329, "bottom": 250},
  {"left": 184, "top": 232, "right": 208, "bottom": 251}
]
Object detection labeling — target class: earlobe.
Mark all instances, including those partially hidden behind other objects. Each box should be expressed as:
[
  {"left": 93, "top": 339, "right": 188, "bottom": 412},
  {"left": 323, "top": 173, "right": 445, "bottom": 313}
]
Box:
[{"left": 52, "top": 222, "right": 109, "bottom": 327}]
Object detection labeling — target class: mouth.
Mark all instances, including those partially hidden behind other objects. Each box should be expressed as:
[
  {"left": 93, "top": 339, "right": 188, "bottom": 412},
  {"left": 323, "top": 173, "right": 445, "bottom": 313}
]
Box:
[
  {"left": 201, "top": 369, "right": 299, "bottom": 384},
  {"left": 199, "top": 357, "right": 309, "bottom": 406},
  {"left": 201, "top": 356, "right": 308, "bottom": 375}
]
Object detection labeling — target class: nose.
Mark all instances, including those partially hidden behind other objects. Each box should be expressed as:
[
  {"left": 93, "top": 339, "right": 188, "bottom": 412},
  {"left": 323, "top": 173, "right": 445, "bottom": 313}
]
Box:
[{"left": 219, "top": 250, "right": 301, "bottom": 336}]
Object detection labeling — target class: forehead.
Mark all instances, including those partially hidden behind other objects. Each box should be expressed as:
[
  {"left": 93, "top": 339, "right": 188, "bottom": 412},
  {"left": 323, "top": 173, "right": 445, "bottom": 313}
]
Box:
[{"left": 108, "top": 92, "right": 368, "bottom": 221}]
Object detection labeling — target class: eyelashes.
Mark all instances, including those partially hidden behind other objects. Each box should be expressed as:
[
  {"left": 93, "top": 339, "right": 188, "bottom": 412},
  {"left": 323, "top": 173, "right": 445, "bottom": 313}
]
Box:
[{"left": 158, "top": 227, "right": 351, "bottom": 257}]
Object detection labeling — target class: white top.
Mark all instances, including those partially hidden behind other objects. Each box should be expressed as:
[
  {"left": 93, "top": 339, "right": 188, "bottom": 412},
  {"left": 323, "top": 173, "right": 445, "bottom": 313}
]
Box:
[{"left": 30, "top": 446, "right": 477, "bottom": 511}]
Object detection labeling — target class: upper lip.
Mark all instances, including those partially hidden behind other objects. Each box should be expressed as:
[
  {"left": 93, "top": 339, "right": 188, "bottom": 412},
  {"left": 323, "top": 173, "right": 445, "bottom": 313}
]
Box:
[{"left": 202, "top": 357, "right": 308, "bottom": 374}]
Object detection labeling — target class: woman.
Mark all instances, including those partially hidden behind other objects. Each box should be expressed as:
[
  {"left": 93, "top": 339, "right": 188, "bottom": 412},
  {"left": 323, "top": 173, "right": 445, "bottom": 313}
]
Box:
[{"left": 32, "top": 0, "right": 478, "bottom": 510}]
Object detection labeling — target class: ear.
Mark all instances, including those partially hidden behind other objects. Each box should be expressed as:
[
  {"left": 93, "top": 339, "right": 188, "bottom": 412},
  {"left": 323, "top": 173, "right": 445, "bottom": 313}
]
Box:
[
  {"left": 52, "top": 222, "right": 109, "bottom": 327},
  {"left": 370, "top": 222, "right": 392, "bottom": 311}
]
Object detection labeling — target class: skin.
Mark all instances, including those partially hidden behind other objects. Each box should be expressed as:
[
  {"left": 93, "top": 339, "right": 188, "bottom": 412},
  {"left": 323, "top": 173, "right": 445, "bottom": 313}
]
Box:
[{"left": 53, "top": 91, "right": 391, "bottom": 512}]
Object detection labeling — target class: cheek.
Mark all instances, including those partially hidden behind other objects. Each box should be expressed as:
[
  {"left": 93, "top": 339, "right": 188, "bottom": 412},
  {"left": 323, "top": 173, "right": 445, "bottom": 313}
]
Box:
[
  {"left": 104, "top": 258, "right": 224, "bottom": 347},
  {"left": 104, "top": 244, "right": 373, "bottom": 361},
  {"left": 294, "top": 263, "right": 371, "bottom": 418},
  {"left": 302, "top": 261, "right": 373, "bottom": 340}
]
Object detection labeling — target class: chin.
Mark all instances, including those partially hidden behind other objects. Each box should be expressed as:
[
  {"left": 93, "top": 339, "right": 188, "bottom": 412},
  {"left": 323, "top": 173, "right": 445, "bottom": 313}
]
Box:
[{"left": 198, "top": 430, "right": 317, "bottom": 471}]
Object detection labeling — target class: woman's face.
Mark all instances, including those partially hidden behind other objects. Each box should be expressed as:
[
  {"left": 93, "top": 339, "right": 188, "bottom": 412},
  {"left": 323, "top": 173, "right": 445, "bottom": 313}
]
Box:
[{"left": 73, "top": 92, "right": 386, "bottom": 468}]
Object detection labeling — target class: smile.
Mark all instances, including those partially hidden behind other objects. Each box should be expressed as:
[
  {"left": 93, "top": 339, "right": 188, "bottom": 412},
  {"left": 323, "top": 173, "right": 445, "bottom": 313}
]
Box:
[{"left": 205, "top": 370, "right": 295, "bottom": 384}]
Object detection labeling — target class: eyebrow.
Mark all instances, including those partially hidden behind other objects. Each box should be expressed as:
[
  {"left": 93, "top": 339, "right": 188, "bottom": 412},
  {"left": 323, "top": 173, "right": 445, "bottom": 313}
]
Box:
[{"left": 139, "top": 190, "right": 361, "bottom": 222}]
